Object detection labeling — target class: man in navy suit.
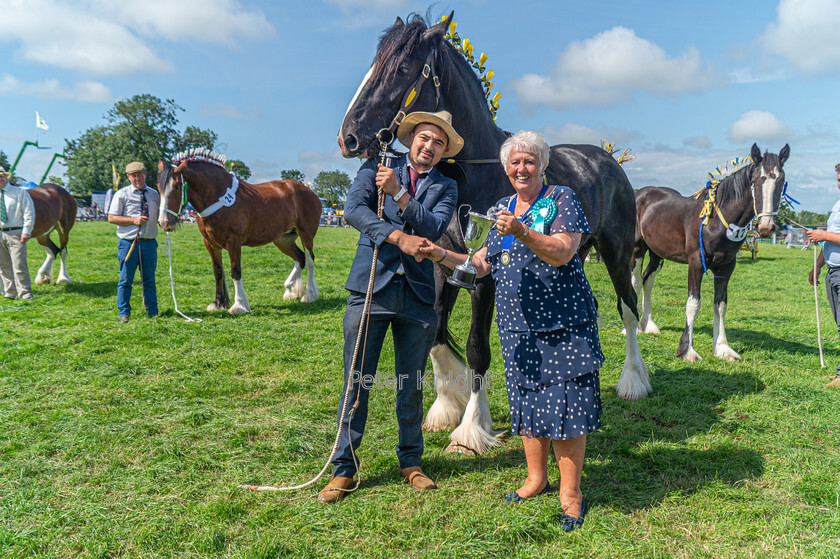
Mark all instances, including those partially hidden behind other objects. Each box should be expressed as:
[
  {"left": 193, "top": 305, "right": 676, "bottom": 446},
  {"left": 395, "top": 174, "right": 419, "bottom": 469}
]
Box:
[{"left": 318, "top": 110, "right": 463, "bottom": 503}]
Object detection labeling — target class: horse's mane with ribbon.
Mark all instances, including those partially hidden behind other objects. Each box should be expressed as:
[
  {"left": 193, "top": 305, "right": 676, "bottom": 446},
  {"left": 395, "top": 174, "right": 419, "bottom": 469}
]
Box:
[
  {"left": 172, "top": 148, "right": 228, "bottom": 170},
  {"left": 692, "top": 154, "right": 753, "bottom": 207},
  {"left": 442, "top": 16, "right": 502, "bottom": 121}
]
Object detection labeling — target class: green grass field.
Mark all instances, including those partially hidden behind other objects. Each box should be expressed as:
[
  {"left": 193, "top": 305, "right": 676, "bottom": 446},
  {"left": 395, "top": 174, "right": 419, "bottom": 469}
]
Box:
[{"left": 2, "top": 222, "right": 839, "bottom": 558}]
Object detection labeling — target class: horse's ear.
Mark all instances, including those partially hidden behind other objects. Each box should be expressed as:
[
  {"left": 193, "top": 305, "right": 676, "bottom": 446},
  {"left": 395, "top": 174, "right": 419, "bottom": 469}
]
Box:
[
  {"left": 174, "top": 161, "right": 187, "bottom": 175},
  {"left": 393, "top": 16, "right": 403, "bottom": 27},
  {"left": 779, "top": 143, "right": 790, "bottom": 166},
  {"left": 750, "top": 143, "right": 762, "bottom": 164},
  {"left": 424, "top": 11, "right": 451, "bottom": 41}
]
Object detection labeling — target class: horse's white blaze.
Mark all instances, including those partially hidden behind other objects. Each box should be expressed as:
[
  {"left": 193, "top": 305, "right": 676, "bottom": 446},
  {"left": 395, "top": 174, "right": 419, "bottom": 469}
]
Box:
[
  {"left": 229, "top": 278, "right": 251, "bottom": 314},
  {"left": 713, "top": 301, "right": 742, "bottom": 361},
  {"left": 343, "top": 65, "right": 374, "bottom": 121},
  {"left": 158, "top": 177, "right": 173, "bottom": 227},
  {"left": 447, "top": 384, "right": 503, "bottom": 455},
  {"left": 757, "top": 167, "right": 779, "bottom": 217},
  {"left": 683, "top": 296, "right": 703, "bottom": 362},
  {"left": 300, "top": 249, "right": 319, "bottom": 303},
  {"left": 423, "top": 344, "right": 470, "bottom": 431},
  {"left": 283, "top": 261, "right": 303, "bottom": 301},
  {"left": 35, "top": 250, "right": 56, "bottom": 285},
  {"left": 616, "top": 299, "right": 652, "bottom": 400}
]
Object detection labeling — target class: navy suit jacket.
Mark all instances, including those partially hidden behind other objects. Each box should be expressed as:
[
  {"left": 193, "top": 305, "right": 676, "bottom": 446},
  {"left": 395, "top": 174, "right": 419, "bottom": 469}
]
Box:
[{"left": 344, "top": 154, "right": 458, "bottom": 305}]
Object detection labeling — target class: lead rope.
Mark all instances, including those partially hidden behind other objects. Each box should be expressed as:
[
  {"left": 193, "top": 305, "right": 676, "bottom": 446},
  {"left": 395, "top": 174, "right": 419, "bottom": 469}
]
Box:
[
  {"left": 814, "top": 243, "right": 825, "bottom": 369},
  {"left": 785, "top": 216, "right": 825, "bottom": 369},
  {"left": 162, "top": 233, "right": 202, "bottom": 323},
  {"left": 238, "top": 130, "right": 393, "bottom": 495}
]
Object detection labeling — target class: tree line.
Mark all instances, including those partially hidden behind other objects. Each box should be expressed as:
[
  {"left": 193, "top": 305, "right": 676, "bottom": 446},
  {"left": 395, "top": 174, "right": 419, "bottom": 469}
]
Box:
[{"left": 2, "top": 94, "right": 351, "bottom": 202}]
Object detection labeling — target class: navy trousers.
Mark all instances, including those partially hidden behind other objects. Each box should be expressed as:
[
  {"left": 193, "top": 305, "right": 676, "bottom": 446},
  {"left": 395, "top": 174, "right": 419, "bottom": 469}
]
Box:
[{"left": 332, "top": 276, "right": 437, "bottom": 478}]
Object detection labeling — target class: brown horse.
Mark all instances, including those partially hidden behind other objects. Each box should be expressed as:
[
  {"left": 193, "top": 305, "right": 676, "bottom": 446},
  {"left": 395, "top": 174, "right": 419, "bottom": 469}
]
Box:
[
  {"left": 27, "top": 183, "right": 77, "bottom": 285},
  {"left": 633, "top": 143, "right": 790, "bottom": 362},
  {"left": 156, "top": 149, "right": 321, "bottom": 314}
]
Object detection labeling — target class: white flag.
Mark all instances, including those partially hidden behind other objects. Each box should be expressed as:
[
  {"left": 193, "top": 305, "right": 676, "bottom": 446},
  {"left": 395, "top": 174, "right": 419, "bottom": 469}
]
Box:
[{"left": 35, "top": 112, "right": 48, "bottom": 131}]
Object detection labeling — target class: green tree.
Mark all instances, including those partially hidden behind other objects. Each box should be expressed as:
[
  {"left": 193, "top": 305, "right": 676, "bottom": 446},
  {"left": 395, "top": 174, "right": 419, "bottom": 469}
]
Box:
[
  {"left": 64, "top": 94, "right": 222, "bottom": 195},
  {"left": 47, "top": 175, "right": 66, "bottom": 187},
  {"left": 312, "top": 170, "right": 350, "bottom": 205},
  {"left": 225, "top": 159, "right": 251, "bottom": 180},
  {"left": 281, "top": 169, "right": 306, "bottom": 183}
]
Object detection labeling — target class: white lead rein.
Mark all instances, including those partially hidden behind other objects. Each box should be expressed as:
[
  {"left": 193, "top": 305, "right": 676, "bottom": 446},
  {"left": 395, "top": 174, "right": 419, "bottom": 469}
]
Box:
[{"left": 163, "top": 233, "right": 202, "bottom": 323}]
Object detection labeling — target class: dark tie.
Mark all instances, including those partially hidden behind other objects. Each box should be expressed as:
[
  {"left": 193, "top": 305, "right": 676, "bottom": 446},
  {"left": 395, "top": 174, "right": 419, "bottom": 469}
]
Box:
[
  {"left": 0, "top": 189, "right": 6, "bottom": 223},
  {"left": 408, "top": 168, "right": 427, "bottom": 197},
  {"left": 140, "top": 189, "right": 148, "bottom": 218}
]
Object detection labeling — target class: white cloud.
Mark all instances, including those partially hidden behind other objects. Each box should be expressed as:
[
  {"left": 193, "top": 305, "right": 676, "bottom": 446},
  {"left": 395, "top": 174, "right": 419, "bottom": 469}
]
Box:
[
  {"left": 728, "top": 110, "right": 793, "bottom": 143},
  {"left": 0, "top": 0, "right": 272, "bottom": 76},
  {"left": 0, "top": 74, "right": 112, "bottom": 102},
  {"left": 199, "top": 104, "right": 263, "bottom": 120},
  {"left": 511, "top": 27, "right": 722, "bottom": 109},
  {"left": 760, "top": 0, "right": 840, "bottom": 75},
  {"left": 684, "top": 136, "right": 712, "bottom": 149},
  {"left": 540, "top": 123, "right": 639, "bottom": 147},
  {"left": 99, "top": 0, "right": 274, "bottom": 47}
]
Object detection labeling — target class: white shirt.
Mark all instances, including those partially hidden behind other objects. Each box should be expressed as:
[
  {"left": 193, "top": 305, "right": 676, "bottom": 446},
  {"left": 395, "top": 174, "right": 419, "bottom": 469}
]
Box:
[
  {"left": 108, "top": 185, "right": 160, "bottom": 240},
  {"left": 0, "top": 184, "right": 35, "bottom": 235}
]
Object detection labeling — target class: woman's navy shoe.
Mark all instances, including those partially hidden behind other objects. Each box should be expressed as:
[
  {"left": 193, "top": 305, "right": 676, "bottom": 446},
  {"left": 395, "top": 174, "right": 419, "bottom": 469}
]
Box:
[
  {"left": 559, "top": 497, "right": 586, "bottom": 532},
  {"left": 503, "top": 482, "right": 552, "bottom": 504}
]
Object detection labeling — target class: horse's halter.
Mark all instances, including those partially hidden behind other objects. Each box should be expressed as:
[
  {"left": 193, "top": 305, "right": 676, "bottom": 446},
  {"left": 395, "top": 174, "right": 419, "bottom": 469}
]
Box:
[
  {"left": 162, "top": 165, "right": 187, "bottom": 219},
  {"left": 375, "top": 49, "right": 441, "bottom": 153}
]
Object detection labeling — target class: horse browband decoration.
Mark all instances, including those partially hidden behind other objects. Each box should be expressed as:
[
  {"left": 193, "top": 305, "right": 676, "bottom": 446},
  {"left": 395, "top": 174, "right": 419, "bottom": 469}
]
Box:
[
  {"left": 695, "top": 154, "right": 752, "bottom": 242},
  {"left": 443, "top": 17, "right": 501, "bottom": 121},
  {"left": 172, "top": 147, "right": 228, "bottom": 169},
  {"left": 170, "top": 148, "right": 237, "bottom": 218}
]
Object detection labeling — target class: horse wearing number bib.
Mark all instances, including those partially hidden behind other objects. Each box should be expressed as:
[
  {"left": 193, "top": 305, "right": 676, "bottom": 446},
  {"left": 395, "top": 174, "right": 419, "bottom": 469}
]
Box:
[
  {"left": 633, "top": 143, "right": 790, "bottom": 362},
  {"left": 156, "top": 149, "right": 321, "bottom": 314},
  {"left": 338, "top": 13, "right": 649, "bottom": 455},
  {"left": 29, "top": 183, "right": 77, "bottom": 286}
]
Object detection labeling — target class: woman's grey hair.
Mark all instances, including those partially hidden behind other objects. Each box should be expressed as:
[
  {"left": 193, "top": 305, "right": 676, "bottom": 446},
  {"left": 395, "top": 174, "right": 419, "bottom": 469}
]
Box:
[{"left": 500, "top": 130, "right": 551, "bottom": 174}]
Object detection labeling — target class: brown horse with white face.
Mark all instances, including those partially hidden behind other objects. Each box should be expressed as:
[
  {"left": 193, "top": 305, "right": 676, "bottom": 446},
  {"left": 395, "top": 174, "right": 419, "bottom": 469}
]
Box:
[
  {"left": 157, "top": 149, "right": 321, "bottom": 314},
  {"left": 28, "top": 183, "right": 77, "bottom": 286},
  {"left": 633, "top": 143, "right": 790, "bottom": 362}
]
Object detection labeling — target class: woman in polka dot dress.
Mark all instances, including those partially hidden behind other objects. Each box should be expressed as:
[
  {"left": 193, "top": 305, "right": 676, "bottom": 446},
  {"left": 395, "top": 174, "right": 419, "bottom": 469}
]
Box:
[{"left": 421, "top": 130, "right": 603, "bottom": 531}]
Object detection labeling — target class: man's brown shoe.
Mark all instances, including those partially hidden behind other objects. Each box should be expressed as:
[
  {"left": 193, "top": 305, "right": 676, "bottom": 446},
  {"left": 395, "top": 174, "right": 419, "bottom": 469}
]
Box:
[
  {"left": 401, "top": 466, "right": 437, "bottom": 490},
  {"left": 317, "top": 476, "right": 354, "bottom": 503}
]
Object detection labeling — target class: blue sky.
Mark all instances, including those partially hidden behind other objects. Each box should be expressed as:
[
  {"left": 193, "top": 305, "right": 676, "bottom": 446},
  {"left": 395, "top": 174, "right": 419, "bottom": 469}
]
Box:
[{"left": 2, "top": 0, "right": 840, "bottom": 211}]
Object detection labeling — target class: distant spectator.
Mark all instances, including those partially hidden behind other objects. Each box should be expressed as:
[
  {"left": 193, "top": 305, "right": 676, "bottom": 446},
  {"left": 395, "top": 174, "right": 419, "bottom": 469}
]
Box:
[
  {"left": 807, "top": 162, "right": 840, "bottom": 388},
  {"left": 0, "top": 166, "right": 35, "bottom": 300}
]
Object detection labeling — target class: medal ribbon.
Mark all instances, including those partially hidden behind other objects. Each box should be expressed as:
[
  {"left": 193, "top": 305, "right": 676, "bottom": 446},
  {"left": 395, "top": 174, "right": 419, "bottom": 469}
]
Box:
[{"left": 501, "top": 184, "right": 550, "bottom": 254}]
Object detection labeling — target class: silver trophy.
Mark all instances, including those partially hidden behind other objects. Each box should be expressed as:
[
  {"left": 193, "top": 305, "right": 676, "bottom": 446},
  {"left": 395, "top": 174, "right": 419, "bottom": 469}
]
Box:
[{"left": 447, "top": 207, "right": 495, "bottom": 290}]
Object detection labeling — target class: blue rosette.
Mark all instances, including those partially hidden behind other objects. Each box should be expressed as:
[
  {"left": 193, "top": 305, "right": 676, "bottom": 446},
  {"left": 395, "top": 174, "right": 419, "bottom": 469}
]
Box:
[{"left": 530, "top": 197, "right": 557, "bottom": 234}]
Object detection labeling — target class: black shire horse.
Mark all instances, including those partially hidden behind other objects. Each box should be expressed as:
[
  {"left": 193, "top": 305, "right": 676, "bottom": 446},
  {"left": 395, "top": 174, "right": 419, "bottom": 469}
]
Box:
[
  {"left": 633, "top": 143, "right": 790, "bottom": 362},
  {"left": 338, "top": 13, "right": 648, "bottom": 454}
]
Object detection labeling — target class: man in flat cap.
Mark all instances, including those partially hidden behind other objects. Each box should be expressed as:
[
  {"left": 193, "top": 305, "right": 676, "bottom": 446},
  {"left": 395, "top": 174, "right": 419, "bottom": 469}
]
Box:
[
  {"left": 0, "top": 166, "right": 35, "bottom": 300},
  {"left": 318, "top": 110, "right": 463, "bottom": 503},
  {"left": 107, "top": 161, "right": 160, "bottom": 322}
]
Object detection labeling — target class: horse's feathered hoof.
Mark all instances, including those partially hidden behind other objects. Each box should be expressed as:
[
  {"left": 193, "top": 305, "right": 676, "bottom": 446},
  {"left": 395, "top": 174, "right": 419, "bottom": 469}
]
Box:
[{"left": 444, "top": 442, "right": 478, "bottom": 456}]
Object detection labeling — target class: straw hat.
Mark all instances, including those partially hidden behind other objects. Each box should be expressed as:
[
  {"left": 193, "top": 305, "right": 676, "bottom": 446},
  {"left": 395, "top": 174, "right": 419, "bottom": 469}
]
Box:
[
  {"left": 125, "top": 161, "right": 145, "bottom": 174},
  {"left": 397, "top": 110, "right": 463, "bottom": 158},
  {"left": 0, "top": 166, "right": 11, "bottom": 178}
]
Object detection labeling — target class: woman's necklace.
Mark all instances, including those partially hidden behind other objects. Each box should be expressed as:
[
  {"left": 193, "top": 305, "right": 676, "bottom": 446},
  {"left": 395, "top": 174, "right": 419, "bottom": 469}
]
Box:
[{"left": 500, "top": 183, "right": 550, "bottom": 265}]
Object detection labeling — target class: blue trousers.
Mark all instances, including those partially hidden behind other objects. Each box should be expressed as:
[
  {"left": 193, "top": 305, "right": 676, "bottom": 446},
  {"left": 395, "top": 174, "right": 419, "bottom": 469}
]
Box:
[
  {"left": 332, "top": 276, "right": 437, "bottom": 478},
  {"left": 117, "top": 238, "right": 158, "bottom": 318}
]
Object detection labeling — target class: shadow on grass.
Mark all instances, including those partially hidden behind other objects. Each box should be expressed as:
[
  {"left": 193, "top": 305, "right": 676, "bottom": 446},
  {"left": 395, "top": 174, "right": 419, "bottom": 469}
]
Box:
[
  {"left": 588, "top": 363, "right": 765, "bottom": 512},
  {"left": 64, "top": 281, "right": 117, "bottom": 298}
]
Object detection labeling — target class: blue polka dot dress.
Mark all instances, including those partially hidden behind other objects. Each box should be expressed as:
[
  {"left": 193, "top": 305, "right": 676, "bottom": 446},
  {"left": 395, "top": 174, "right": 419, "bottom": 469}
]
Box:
[{"left": 485, "top": 186, "right": 604, "bottom": 440}]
